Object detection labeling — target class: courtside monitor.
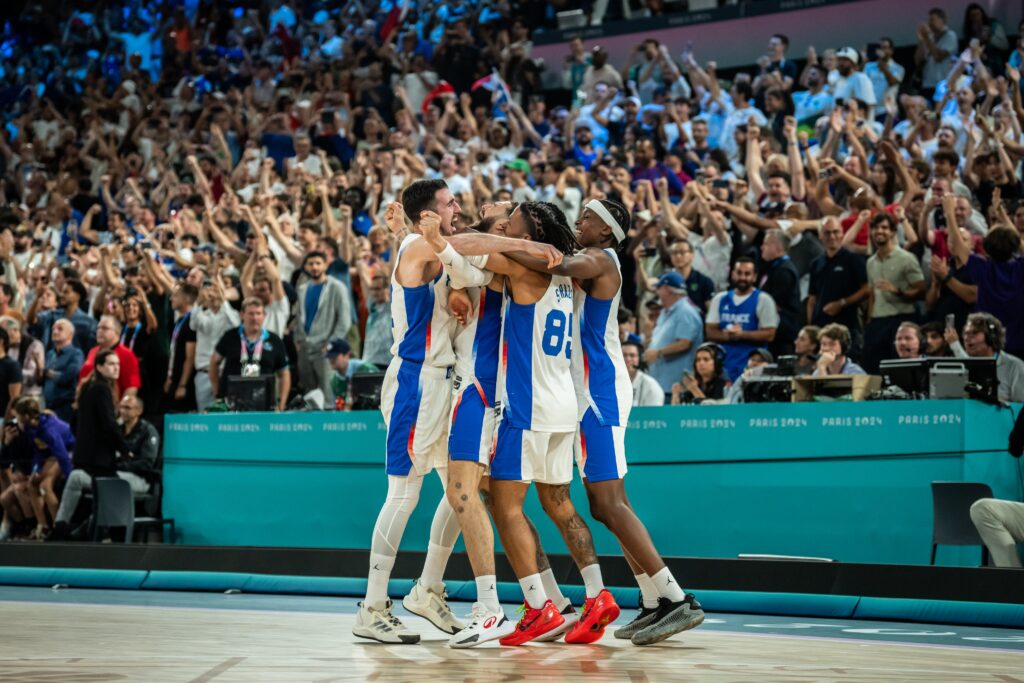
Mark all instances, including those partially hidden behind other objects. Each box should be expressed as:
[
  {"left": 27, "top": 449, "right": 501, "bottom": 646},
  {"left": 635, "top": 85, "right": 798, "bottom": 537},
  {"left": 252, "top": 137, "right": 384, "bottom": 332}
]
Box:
[{"left": 226, "top": 375, "right": 276, "bottom": 412}]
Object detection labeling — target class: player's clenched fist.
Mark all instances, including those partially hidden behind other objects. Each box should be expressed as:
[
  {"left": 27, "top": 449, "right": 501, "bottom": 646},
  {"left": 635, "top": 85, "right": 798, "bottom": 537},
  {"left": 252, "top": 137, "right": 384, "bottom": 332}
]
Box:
[{"left": 384, "top": 202, "right": 406, "bottom": 234}]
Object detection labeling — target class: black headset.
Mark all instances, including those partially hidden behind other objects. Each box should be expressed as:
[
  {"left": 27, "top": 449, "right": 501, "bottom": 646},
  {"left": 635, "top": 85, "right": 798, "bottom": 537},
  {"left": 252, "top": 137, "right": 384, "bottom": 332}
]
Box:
[
  {"left": 696, "top": 342, "right": 726, "bottom": 373},
  {"left": 978, "top": 317, "right": 1001, "bottom": 351}
]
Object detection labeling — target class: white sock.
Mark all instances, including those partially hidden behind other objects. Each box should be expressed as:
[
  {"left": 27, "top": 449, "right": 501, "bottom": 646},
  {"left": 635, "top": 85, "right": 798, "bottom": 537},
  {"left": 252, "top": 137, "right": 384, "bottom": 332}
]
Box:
[
  {"left": 519, "top": 574, "right": 548, "bottom": 609},
  {"left": 580, "top": 563, "right": 605, "bottom": 599},
  {"left": 635, "top": 572, "right": 659, "bottom": 609},
  {"left": 652, "top": 566, "right": 686, "bottom": 603},
  {"left": 476, "top": 575, "right": 500, "bottom": 612},
  {"left": 366, "top": 552, "right": 395, "bottom": 610},
  {"left": 540, "top": 568, "right": 568, "bottom": 608},
  {"left": 419, "top": 541, "right": 449, "bottom": 592}
]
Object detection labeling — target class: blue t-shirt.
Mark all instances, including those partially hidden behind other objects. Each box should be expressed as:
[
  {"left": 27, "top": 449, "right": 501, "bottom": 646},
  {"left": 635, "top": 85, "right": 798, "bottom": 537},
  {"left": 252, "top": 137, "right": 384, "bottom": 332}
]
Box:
[
  {"left": 966, "top": 254, "right": 1024, "bottom": 355},
  {"left": 304, "top": 282, "right": 324, "bottom": 335},
  {"left": 649, "top": 297, "right": 704, "bottom": 392},
  {"left": 261, "top": 132, "right": 296, "bottom": 172}
]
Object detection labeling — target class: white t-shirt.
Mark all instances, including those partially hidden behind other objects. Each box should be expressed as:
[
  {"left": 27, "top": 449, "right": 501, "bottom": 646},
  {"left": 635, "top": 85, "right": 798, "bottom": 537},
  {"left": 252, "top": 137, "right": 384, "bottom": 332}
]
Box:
[
  {"left": 264, "top": 296, "right": 290, "bottom": 338},
  {"left": 632, "top": 370, "right": 666, "bottom": 406},
  {"left": 864, "top": 60, "right": 904, "bottom": 105}
]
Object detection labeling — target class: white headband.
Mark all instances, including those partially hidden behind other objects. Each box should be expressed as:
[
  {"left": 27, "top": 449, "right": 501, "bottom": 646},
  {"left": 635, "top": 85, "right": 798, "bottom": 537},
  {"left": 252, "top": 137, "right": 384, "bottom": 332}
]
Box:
[{"left": 585, "top": 199, "right": 626, "bottom": 244}]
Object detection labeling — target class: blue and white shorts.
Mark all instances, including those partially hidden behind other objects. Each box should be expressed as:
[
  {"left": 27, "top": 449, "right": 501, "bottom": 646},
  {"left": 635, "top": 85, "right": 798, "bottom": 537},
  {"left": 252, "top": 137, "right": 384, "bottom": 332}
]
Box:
[
  {"left": 381, "top": 360, "right": 452, "bottom": 477},
  {"left": 574, "top": 407, "right": 628, "bottom": 482},
  {"left": 491, "top": 418, "right": 574, "bottom": 485},
  {"left": 448, "top": 373, "right": 498, "bottom": 468}
]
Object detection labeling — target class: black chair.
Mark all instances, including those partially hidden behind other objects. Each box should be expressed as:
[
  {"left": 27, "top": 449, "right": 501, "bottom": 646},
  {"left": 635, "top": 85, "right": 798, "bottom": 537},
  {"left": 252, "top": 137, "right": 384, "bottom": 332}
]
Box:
[
  {"left": 91, "top": 477, "right": 176, "bottom": 544},
  {"left": 134, "top": 476, "right": 176, "bottom": 544},
  {"left": 930, "top": 481, "right": 993, "bottom": 566},
  {"left": 91, "top": 477, "right": 135, "bottom": 543}
]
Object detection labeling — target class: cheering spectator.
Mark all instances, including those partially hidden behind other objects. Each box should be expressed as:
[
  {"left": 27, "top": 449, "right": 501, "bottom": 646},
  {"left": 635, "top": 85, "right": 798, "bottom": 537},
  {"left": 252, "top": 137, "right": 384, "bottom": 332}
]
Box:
[
  {"left": 190, "top": 276, "right": 240, "bottom": 411},
  {"left": 705, "top": 258, "right": 779, "bottom": 381},
  {"left": 864, "top": 213, "right": 925, "bottom": 372},
  {"left": 43, "top": 320, "right": 84, "bottom": 423},
  {"left": 31, "top": 279, "right": 95, "bottom": 351},
  {"left": 79, "top": 316, "right": 142, "bottom": 400},
  {"left": 644, "top": 272, "right": 704, "bottom": 397},
  {"left": 295, "top": 252, "right": 352, "bottom": 398},
  {"left": 361, "top": 273, "right": 394, "bottom": 369},
  {"left": 864, "top": 38, "right": 905, "bottom": 106},
  {"left": 948, "top": 313, "right": 1024, "bottom": 403},
  {"left": 813, "top": 324, "right": 866, "bottom": 376},
  {"left": 758, "top": 229, "right": 800, "bottom": 357},
  {"left": 622, "top": 340, "right": 664, "bottom": 407},
  {"left": 946, "top": 195, "right": 1024, "bottom": 358},
  {"left": 915, "top": 8, "right": 958, "bottom": 95},
  {"left": 808, "top": 217, "right": 869, "bottom": 354}
]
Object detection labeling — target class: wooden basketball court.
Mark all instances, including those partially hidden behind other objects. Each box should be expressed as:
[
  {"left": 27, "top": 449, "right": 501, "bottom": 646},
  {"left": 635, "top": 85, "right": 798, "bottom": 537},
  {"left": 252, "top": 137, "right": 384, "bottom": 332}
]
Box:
[{"left": 0, "top": 587, "right": 1021, "bottom": 682}]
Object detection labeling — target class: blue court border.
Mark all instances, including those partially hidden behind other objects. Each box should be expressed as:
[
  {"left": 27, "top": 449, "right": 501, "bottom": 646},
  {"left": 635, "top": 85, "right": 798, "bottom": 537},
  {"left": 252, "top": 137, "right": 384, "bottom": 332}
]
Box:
[{"left": 1, "top": 566, "right": 1022, "bottom": 629}]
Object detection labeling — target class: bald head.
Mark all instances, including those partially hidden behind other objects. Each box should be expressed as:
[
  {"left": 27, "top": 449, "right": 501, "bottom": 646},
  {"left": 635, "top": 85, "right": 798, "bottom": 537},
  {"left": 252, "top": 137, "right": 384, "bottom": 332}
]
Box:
[{"left": 51, "top": 318, "right": 74, "bottom": 348}]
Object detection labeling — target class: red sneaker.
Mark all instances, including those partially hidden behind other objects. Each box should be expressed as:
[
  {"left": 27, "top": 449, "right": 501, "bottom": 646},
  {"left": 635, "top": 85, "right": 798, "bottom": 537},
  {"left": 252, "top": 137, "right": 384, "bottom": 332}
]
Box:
[
  {"left": 564, "top": 589, "right": 621, "bottom": 644},
  {"left": 499, "top": 600, "right": 566, "bottom": 646}
]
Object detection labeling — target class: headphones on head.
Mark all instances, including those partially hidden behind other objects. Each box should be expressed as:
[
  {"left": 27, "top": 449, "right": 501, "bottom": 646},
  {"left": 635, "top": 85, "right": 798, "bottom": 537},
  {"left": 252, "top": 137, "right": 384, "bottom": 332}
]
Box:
[
  {"left": 975, "top": 316, "right": 1002, "bottom": 351},
  {"left": 696, "top": 342, "right": 726, "bottom": 372}
]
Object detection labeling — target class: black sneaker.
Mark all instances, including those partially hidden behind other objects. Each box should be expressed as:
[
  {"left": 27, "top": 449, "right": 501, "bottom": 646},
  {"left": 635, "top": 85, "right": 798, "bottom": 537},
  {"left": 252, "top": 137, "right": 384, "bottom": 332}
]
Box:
[
  {"left": 614, "top": 596, "right": 662, "bottom": 640},
  {"left": 631, "top": 593, "right": 705, "bottom": 646}
]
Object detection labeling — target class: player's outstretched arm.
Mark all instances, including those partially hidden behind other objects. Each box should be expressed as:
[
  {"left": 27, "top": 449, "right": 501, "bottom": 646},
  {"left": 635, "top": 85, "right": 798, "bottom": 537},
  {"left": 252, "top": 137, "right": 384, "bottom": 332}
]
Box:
[
  {"left": 445, "top": 231, "right": 563, "bottom": 268},
  {"left": 507, "top": 247, "right": 610, "bottom": 279}
]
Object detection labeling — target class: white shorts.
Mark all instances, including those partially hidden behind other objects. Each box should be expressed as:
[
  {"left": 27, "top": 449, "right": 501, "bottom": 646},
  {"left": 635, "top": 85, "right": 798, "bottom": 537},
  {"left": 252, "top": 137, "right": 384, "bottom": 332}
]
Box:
[
  {"left": 380, "top": 360, "right": 452, "bottom": 477},
  {"left": 491, "top": 418, "right": 574, "bottom": 485}
]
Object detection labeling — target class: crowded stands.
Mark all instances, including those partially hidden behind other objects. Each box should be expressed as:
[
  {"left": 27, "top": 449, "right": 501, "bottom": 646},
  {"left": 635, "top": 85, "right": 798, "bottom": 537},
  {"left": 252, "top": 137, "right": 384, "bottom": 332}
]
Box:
[{"left": 0, "top": 0, "right": 1022, "bottom": 540}]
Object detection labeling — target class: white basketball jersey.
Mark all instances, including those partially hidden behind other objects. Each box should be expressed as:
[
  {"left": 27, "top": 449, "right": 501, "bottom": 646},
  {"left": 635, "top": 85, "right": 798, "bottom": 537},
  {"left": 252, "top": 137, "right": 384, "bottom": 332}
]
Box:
[
  {"left": 571, "top": 249, "right": 633, "bottom": 426},
  {"left": 389, "top": 234, "right": 456, "bottom": 368},
  {"left": 500, "top": 274, "right": 578, "bottom": 432},
  {"left": 452, "top": 284, "right": 503, "bottom": 395}
]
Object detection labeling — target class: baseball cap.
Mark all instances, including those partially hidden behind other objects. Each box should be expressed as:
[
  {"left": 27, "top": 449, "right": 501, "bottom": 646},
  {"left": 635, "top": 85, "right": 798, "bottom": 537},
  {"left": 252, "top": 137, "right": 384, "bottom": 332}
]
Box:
[
  {"left": 325, "top": 338, "right": 352, "bottom": 358},
  {"left": 655, "top": 272, "right": 686, "bottom": 290},
  {"left": 835, "top": 47, "right": 859, "bottom": 64},
  {"left": 749, "top": 348, "right": 774, "bottom": 363},
  {"left": 504, "top": 159, "right": 531, "bottom": 175}
]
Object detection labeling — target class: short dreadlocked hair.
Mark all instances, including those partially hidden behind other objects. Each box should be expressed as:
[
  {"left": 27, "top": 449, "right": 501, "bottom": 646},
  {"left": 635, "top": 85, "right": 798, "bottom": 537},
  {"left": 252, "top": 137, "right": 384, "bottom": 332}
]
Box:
[{"left": 517, "top": 201, "right": 580, "bottom": 256}]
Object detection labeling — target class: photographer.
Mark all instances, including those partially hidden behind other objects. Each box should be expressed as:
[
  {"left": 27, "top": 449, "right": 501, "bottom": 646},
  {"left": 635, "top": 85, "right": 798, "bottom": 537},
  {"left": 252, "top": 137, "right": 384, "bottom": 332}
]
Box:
[{"left": 209, "top": 298, "right": 290, "bottom": 412}]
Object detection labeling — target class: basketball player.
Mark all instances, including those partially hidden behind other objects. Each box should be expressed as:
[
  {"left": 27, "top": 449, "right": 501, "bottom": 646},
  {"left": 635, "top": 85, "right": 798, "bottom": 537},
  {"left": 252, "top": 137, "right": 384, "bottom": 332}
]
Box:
[
  {"left": 425, "top": 203, "right": 582, "bottom": 647},
  {"left": 354, "top": 181, "right": 565, "bottom": 644},
  {"left": 431, "top": 202, "right": 619, "bottom": 645},
  {"left": 512, "top": 199, "right": 705, "bottom": 646}
]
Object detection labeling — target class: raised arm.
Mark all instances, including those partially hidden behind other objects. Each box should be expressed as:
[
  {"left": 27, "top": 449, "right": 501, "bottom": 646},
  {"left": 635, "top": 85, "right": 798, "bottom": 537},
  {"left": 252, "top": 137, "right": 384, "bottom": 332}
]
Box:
[{"left": 943, "top": 193, "right": 969, "bottom": 268}]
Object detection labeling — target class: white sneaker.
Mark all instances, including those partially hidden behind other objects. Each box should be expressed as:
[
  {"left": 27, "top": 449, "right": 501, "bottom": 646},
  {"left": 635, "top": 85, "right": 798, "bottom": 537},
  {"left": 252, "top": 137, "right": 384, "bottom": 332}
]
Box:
[
  {"left": 352, "top": 600, "right": 421, "bottom": 644},
  {"left": 448, "top": 602, "right": 515, "bottom": 648},
  {"left": 402, "top": 580, "right": 466, "bottom": 634},
  {"left": 533, "top": 599, "right": 579, "bottom": 642}
]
